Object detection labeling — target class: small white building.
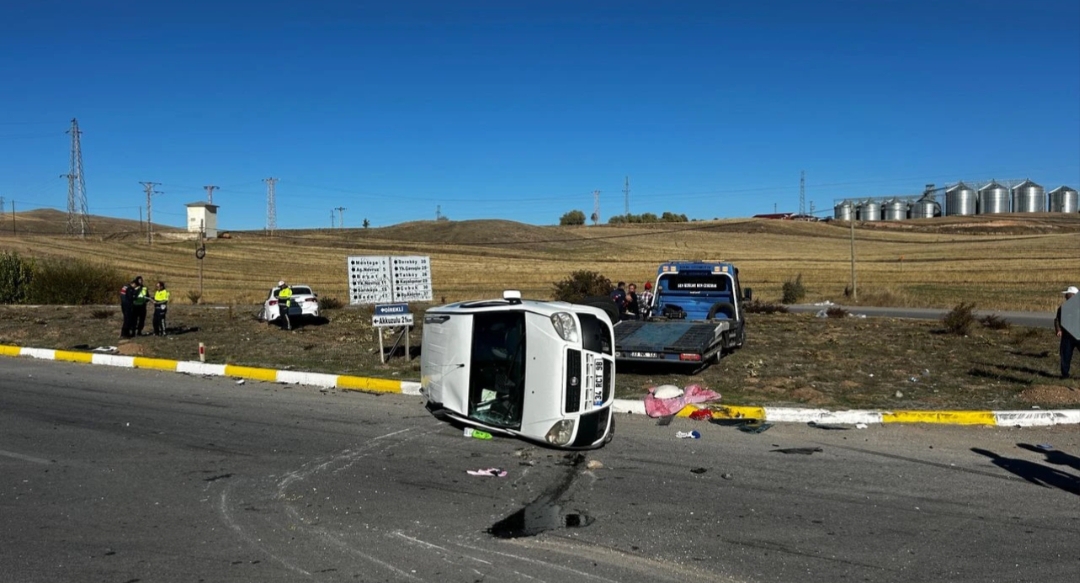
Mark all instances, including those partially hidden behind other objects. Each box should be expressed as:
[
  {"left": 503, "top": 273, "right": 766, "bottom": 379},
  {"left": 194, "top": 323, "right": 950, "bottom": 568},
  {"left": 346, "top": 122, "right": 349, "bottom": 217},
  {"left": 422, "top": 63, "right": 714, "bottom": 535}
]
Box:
[{"left": 186, "top": 202, "right": 219, "bottom": 239}]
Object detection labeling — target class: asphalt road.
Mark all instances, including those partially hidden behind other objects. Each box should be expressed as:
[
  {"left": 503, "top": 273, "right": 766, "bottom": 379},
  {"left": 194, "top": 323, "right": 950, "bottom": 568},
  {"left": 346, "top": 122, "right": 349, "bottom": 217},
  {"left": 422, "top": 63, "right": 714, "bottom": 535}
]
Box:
[
  {"left": 788, "top": 304, "right": 1056, "bottom": 328},
  {"left": 2, "top": 359, "right": 1078, "bottom": 583}
]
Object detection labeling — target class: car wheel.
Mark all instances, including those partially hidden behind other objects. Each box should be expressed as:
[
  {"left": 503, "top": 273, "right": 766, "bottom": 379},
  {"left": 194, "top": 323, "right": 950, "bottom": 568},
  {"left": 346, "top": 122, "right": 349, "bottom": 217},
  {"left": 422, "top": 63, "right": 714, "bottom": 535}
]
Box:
[{"left": 707, "top": 302, "right": 736, "bottom": 320}]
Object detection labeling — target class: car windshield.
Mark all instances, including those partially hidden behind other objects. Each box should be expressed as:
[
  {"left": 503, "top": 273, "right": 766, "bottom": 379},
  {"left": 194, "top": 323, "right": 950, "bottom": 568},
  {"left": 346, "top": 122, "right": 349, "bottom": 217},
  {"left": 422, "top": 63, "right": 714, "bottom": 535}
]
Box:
[{"left": 468, "top": 311, "right": 526, "bottom": 429}]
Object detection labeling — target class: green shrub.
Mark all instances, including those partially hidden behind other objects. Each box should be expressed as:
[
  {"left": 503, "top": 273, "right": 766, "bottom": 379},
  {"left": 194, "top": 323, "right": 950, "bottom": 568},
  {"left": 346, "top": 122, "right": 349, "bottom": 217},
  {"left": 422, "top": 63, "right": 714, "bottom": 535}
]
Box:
[
  {"left": 781, "top": 274, "right": 806, "bottom": 304},
  {"left": 551, "top": 270, "right": 613, "bottom": 303},
  {"left": 0, "top": 251, "right": 34, "bottom": 304},
  {"left": 24, "top": 257, "right": 121, "bottom": 305},
  {"left": 320, "top": 296, "right": 344, "bottom": 310},
  {"left": 943, "top": 302, "right": 977, "bottom": 335}
]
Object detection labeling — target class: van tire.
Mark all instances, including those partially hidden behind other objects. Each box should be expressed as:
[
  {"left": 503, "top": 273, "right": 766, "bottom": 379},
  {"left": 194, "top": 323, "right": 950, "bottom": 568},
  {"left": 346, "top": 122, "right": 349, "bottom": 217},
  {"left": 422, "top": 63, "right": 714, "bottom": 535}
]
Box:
[
  {"left": 580, "top": 296, "right": 619, "bottom": 325},
  {"left": 707, "top": 302, "right": 736, "bottom": 320}
]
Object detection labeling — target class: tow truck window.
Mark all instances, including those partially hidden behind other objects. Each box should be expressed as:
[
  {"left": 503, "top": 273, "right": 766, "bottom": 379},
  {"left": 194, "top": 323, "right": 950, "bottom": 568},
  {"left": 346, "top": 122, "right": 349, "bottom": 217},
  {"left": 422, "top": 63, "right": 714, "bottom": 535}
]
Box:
[{"left": 468, "top": 311, "right": 526, "bottom": 429}]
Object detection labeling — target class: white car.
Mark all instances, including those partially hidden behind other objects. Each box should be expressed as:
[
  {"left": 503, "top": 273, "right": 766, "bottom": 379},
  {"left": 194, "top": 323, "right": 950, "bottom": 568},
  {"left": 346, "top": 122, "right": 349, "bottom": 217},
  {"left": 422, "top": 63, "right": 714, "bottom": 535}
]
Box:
[
  {"left": 261, "top": 285, "right": 320, "bottom": 322},
  {"left": 421, "top": 291, "right": 615, "bottom": 449}
]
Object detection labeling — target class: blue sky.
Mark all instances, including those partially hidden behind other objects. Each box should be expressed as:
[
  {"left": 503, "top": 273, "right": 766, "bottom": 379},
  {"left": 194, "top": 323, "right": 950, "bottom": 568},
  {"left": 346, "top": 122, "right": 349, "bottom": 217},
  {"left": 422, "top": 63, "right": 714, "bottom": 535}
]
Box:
[{"left": 1, "top": 0, "right": 1078, "bottom": 230}]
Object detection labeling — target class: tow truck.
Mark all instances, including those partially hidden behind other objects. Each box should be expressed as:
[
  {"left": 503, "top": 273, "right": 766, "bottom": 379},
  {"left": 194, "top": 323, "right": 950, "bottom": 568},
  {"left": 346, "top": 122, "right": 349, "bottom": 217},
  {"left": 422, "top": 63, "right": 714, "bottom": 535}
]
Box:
[{"left": 613, "top": 261, "right": 749, "bottom": 367}]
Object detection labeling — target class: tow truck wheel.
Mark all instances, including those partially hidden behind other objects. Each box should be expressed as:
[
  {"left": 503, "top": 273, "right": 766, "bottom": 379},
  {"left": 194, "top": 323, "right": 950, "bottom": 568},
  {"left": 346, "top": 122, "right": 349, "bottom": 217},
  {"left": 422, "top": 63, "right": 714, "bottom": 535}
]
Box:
[
  {"left": 580, "top": 296, "right": 619, "bottom": 325},
  {"left": 707, "top": 302, "right": 736, "bottom": 320}
]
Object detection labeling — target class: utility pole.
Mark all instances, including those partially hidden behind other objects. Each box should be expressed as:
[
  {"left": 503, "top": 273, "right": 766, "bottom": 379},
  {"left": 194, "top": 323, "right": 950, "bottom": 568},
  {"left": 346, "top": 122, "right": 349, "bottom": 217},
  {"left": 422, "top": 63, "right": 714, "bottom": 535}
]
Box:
[
  {"left": 849, "top": 217, "right": 858, "bottom": 301},
  {"left": 436, "top": 205, "right": 442, "bottom": 221},
  {"left": 799, "top": 170, "right": 806, "bottom": 217},
  {"left": 263, "top": 177, "right": 278, "bottom": 235},
  {"left": 10, "top": 200, "right": 14, "bottom": 236},
  {"left": 330, "top": 209, "right": 336, "bottom": 228},
  {"left": 335, "top": 206, "right": 346, "bottom": 228},
  {"left": 65, "top": 118, "right": 90, "bottom": 237},
  {"left": 140, "top": 181, "right": 162, "bottom": 245},
  {"left": 591, "top": 190, "right": 601, "bottom": 225},
  {"left": 204, "top": 185, "right": 218, "bottom": 204},
  {"left": 623, "top": 176, "right": 630, "bottom": 219}
]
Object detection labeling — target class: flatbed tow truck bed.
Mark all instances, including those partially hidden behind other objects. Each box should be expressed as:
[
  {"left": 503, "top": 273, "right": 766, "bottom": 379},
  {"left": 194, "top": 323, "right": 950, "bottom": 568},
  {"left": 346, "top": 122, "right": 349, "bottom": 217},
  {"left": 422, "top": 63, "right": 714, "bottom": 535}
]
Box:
[{"left": 614, "top": 319, "right": 732, "bottom": 363}]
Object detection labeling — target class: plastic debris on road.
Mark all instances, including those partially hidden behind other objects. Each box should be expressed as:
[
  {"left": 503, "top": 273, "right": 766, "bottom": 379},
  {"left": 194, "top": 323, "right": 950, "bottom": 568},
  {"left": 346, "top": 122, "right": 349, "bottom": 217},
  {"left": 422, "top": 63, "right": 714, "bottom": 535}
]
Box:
[
  {"left": 808, "top": 421, "right": 850, "bottom": 431},
  {"left": 645, "top": 384, "right": 721, "bottom": 418},
  {"left": 467, "top": 468, "right": 507, "bottom": 477},
  {"left": 688, "top": 409, "right": 713, "bottom": 421},
  {"left": 676, "top": 430, "right": 701, "bottom": 439},
  {"left": 464, "top": 427, "right": 493, "bottom": 440}
]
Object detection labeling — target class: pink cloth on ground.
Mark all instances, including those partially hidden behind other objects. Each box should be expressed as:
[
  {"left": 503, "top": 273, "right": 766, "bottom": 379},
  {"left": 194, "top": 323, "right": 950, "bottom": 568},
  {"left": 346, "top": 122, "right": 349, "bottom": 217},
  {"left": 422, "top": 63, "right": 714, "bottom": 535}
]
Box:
[{"left": 644, "top": 384, "right": 721, "bottom": 418}]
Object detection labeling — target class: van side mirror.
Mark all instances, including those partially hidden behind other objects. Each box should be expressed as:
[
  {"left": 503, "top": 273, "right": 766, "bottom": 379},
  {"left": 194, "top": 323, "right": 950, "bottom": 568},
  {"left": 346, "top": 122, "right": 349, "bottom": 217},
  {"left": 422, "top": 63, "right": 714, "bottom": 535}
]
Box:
[{"left": 743, "top": 288, "right": 753, "bottom": 301}]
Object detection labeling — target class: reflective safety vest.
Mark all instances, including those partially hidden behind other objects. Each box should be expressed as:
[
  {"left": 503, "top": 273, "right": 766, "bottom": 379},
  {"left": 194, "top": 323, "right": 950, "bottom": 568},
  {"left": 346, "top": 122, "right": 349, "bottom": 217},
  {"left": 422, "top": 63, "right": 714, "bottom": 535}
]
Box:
[
  {"left": 279, "top": 287, "right": 293, "bottom": 305},
  {"left": 133, "top": 286, "right": 149, "bottom": 306},
  {"left": 154, "top": 289, "right": 170, "bottom": 305}
]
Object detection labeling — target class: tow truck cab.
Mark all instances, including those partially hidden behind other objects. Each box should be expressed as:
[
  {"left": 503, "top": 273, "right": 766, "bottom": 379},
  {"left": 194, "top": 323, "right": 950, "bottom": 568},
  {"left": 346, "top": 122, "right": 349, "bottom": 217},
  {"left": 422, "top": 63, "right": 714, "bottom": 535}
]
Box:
[{"left": 421, "top": 291, "right": 615, "bottom": 449}]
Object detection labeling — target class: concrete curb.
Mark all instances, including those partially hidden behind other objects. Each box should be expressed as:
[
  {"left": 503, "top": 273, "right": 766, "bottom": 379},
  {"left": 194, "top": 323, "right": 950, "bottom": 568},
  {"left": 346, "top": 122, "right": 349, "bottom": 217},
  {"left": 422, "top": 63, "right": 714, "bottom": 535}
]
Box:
[
  {"left": 0, "top": 344, "right": 422, "bottom": 396},
  {"left": 3, "top": 343, "right": 1076, "bottom": 427},
  {"left": 610, "top": 399, "right": 1080, "bottom": 428}
]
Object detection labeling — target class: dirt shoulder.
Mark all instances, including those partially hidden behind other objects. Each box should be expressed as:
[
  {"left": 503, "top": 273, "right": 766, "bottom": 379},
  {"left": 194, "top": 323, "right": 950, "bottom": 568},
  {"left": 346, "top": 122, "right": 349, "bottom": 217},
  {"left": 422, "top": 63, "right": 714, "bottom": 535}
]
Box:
[{"left": 1, "top": 305, "right": 1077, "bottom": 410}]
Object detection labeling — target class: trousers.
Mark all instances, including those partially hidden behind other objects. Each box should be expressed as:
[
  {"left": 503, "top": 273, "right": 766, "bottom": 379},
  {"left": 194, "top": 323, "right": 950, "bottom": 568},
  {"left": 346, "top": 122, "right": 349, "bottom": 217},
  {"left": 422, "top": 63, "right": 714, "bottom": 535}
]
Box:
[
  {"left": 1061, "top": 333, "right": 1080, "bottom": 378},
  {"left": 153, "top": 305, "right": 168, "bottom": 336}
]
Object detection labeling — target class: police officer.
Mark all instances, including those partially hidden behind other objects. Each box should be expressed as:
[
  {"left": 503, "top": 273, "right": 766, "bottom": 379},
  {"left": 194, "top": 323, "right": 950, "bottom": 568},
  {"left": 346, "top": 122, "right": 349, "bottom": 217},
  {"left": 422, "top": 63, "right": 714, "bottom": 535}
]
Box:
[
  {"left": 1055, "top": 286, "right": 1080, "bottom": 379},
  {"left": 120, "top": 276, "right": 144, "bottom": 338},
  {"left": 131, "top": 277, "right": 150, "bottom": 336},
  {"left": 277, "top": 280, "right": 294, "bottom": 330},
  {"left": 152, "top": 281, "right": 170, "bottom": 336}
]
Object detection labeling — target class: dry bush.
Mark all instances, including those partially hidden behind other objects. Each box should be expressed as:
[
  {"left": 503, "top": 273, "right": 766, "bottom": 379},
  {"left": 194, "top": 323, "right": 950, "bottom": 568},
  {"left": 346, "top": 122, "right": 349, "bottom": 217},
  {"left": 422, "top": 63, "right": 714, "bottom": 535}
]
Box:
[
  {"left": 320, "top": 296, "right": 344, "bottom": 310},
  {"left": 825, "top": 306, "right": 849, "bottom": 318},
  {"left": 743, "top": 300, "right": 789, "bottom": 314},
  {"left": 943, "top": 302, "right": 977, "bottom": 335},
  {"left": 980, "top": 314, "right": 1010, "bottom": 330},
  {"left": 90, "top": 309, "right": 112, "bottom": 320},
  {"left": 781, "top": 274, "right": 806, "bottom": 304},
  {"left": 186, "top": 290, "right": 202, "bottom": 305}
]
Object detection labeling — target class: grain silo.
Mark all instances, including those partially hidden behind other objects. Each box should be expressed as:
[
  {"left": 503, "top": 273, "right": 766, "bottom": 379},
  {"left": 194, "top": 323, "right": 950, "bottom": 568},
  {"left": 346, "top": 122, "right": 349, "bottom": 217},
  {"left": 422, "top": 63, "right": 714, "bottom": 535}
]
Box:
[
  {"left": 977, "top": 181, "right": 1010, "bottom": 214},
  {"left": 909, "top": 194, "right": 941, "bottom": 219},
  {"left": 834, "top": 200, "right": 855, "bottom": 221},
  {"left": 1048, "top": 186, "right": 1078, "bottom": 213},
  {"left": 1011, "top": 179, "right": 1045, "bottom": 213},
  {"left": 882, "top": 198, "right": 908, "bottom": 221},
  {"left": 857, "top": 199, "right": 881, "bottom": 221},
  {"left": 945, "top": 182, "right": 977, "bottom": 216}
]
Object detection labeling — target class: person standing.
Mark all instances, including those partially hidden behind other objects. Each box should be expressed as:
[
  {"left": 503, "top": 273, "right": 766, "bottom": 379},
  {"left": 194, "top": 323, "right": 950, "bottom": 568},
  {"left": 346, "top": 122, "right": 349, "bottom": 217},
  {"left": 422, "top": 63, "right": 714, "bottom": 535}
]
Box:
[
  {"left": 610, "top": 282, "right": 627, "bottom": 320},
  {"left": 639, "top": 281, "right": 655, "bottom": 319},
  {"left": 1055, "top": 286, "right": 1080, "bottom": 379},
  {"left": 131, "top": 277, "right": 149, "bottom": 336},
  {"left": 277, "top": 280, "right": 294, "bottom": 330},
  {"left": 119, "top": 279, "right": 134, "bottom": 338},
  {"left": 152, "top": 281, "right": 170, "bottom": 336},
  {"left": 624, "top": 283, "right": 640, "bottom": 319}
]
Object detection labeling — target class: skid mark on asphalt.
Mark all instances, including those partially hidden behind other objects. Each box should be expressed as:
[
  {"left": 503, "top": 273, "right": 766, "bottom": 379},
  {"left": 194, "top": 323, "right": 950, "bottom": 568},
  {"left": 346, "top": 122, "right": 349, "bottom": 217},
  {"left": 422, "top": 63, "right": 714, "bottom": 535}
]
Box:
[
  {"left": 0, "top": 448, "right": 54, "bottom": 465},
  {"left": 455, "top": 541, "right": 622, "bottom": 583},
  {"left": 216, "top": 424, "right": 438, "bottom": 579}
]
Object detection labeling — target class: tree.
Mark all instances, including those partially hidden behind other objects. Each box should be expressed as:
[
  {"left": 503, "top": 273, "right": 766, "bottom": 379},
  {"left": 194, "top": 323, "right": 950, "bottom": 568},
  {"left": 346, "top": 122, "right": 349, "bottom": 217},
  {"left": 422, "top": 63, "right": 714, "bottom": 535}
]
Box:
[
  {"left": 559, "top": 210, "right": 587, "bottom": 226},
  {"left": 362, "top": 218, "right": 370, "bottom": 228},
  {"left": 551, "top": 270, "right": 613, "bottom": 303}
]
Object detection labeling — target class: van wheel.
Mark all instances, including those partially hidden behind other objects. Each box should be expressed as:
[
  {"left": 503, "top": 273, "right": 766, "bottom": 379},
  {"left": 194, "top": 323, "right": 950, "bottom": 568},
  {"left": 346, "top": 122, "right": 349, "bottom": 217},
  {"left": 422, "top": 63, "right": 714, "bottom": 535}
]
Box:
[
  {"left": 707, "top": 302, "right": 736, "bottom": 320},
  {"left": 580, "top": 296, "right": 619, "bottom": 325}
]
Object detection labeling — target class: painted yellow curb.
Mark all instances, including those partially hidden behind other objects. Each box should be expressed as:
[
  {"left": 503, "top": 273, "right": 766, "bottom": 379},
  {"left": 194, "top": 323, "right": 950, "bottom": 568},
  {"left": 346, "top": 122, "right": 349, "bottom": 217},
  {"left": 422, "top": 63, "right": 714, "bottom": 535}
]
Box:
[
  {"left": 337, "top": 375, "right": 402, "bottom": 393},
  {"left": 675, "top": 405, "right": 766, "bottom": 419},
  {"left": 133, "top": 357, "right": 179, "bottom": 371},
  {"left": 54, "top": 350, "right": 94, "bottom": 363},
  {"left": 0, "top": 344, "right": 25, "bottom": 357},
  {"left": 224, "top": 365, "right": 279, "bottom": 382},
  {"left": 882, "top": 410, "right": 996, "bottom": 425}
]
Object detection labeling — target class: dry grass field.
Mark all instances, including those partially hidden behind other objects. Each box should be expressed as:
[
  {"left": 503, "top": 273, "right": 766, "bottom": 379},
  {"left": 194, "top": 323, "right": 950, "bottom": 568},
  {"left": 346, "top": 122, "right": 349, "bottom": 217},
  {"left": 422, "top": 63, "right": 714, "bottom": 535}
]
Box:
[{"left": 3, "top": 210, "right": 1080, "bottom": 311}]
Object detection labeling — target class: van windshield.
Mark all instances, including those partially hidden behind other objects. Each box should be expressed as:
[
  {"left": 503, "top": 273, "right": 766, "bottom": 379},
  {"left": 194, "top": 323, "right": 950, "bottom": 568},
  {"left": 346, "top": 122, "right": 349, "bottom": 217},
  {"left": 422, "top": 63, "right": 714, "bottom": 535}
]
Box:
[{"left": 468, "top": 311, "right": 526, "bottom": 429}]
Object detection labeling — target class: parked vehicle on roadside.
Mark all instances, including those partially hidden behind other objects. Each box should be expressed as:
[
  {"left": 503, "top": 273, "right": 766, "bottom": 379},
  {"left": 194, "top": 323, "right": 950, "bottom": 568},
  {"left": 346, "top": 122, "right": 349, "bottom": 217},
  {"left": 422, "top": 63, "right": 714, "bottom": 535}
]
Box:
[
  {"left": 612, "top": 261, "right": 749, "bottom": 367},
  {"left": 260, "top": 285, "right": 320, "bottom": 323},
  {"left": 421, "top": 290, "right": 615, "bottom": 449}
]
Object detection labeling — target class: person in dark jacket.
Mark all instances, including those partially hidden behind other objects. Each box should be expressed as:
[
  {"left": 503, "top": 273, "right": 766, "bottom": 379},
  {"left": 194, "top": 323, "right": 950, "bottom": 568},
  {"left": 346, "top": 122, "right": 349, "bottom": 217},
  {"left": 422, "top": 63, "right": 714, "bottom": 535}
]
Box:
[
  {"left": 128, "top": 276, "right": 149, "bottom": 336},
  {"left": 611, "top": 282, "right": 627, "bottom": 320},
  {"left": 1055, "top": 286, "right": 1080, "bottom": 379},
  {"left": 120, "top": 276, "right": 143, "bottom": 338}
]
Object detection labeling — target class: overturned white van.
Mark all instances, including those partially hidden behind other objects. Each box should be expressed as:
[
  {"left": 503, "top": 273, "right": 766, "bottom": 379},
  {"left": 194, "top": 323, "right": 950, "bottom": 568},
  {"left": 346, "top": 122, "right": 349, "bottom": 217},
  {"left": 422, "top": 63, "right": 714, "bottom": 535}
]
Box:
[{"left": 421, "top": 291, "right": 615, "bottom": 449}]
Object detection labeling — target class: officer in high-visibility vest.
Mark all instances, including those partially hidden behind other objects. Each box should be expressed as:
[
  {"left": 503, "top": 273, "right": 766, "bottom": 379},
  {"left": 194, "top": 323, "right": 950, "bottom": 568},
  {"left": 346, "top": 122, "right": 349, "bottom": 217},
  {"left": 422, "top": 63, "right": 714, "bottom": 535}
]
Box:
[
  {"left": 152, "top": 281, "right": 171, "bottom": 336},
  {"left": 129, "top": 276, "right": 149, "bottom": 336},
  {"left": 277, "top": 280, "right": 294, "bottom": 330}
]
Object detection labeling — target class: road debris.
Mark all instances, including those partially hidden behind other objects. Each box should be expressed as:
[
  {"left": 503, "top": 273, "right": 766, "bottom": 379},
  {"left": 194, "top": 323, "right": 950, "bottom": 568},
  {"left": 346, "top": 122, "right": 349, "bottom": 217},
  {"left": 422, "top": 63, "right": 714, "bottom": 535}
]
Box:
[
  {"left": 771, "top": 447, "right": 824, "bottom": 455},
  {"left": 736, "top": 420, "right": 773, "bottom": 434},
  {"left": 808, "top": 421, "right": 850, "bottom": 431},
  {"left": 645, "top": 384, "right": 721, "bottom": 418},
  {"left": 690, "top": 467, "right": 708, "bottom": 474},
  {"left": 467, "top": 468, "right": 507, "bottom": 477},
  {"left": 676, "top": 430, "right": 702, "bottom": 439},
  {"left": 586, "top": 460, "right": 604, "bottom": 470}
]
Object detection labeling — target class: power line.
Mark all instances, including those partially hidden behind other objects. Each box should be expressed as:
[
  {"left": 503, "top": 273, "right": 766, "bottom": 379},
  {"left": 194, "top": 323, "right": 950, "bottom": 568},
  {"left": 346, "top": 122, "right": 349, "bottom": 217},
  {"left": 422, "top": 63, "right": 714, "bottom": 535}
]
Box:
[
  {"left": 264, "top": 177, "right": 278, "bottom": 235},
  {"left": 65, "top": 118, "right": 90, "bottom": 237}
]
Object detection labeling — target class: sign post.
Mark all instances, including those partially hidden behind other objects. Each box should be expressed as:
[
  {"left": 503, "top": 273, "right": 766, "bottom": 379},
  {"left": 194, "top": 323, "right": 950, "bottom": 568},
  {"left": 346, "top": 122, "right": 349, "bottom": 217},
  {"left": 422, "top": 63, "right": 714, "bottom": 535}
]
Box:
[
  {"left": 348, "top": 256, "right": 432, "bottom": 362},
  {"left": 372, "top": 303, "right": 415, "bottom": 363}
]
